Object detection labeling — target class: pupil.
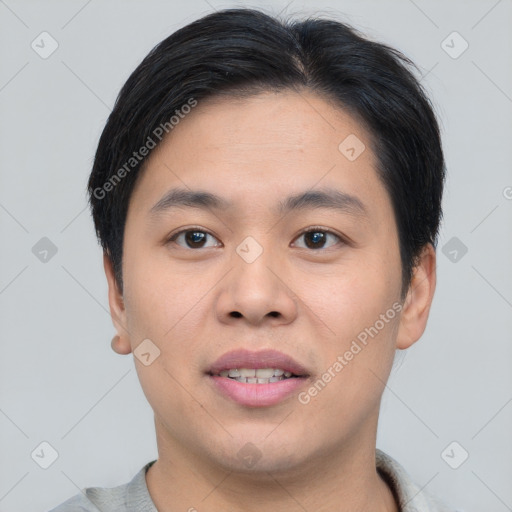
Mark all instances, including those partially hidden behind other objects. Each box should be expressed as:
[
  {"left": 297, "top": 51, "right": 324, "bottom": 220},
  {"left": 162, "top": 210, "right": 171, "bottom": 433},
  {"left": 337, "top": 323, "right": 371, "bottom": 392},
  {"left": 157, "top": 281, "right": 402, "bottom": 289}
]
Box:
[
  {"left": 305, "top": 231, "right": 325, "bottom": 249},
  {"left": 186, "top": 231, "right": 206, "bottom": 247}
]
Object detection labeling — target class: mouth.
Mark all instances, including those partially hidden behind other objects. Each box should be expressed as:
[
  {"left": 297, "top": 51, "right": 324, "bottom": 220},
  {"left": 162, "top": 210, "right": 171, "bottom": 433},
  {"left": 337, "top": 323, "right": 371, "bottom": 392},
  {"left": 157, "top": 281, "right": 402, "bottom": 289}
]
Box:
[
  {"left": 208, "top": 367, "right": 304, "bottom": 384},
  {"left": 206, "top": 349, "right": 310, "bottom": 407}
]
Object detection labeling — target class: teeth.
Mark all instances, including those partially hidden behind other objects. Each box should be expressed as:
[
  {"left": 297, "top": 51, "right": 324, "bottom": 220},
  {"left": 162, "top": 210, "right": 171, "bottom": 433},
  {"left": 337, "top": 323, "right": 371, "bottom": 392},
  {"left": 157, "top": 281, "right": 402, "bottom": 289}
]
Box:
[
  {"left": 216, "top": 368, "right": 299, "bottom": 383},
  {"left": 234, "top": 376, "right": 286, "bottom": 384},
  {"left": 255, "top": 368, "right": 274, "bottom": 378},
  {"left": 219, "top": 368, "right": 292, "bottom": 377}
]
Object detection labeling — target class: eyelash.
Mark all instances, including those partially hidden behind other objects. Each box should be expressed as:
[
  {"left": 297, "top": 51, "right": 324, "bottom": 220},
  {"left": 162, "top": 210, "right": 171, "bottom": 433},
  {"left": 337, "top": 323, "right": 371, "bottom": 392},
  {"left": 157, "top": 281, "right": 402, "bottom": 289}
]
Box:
[{"left": 166, "top": 226, "right": 345, "bottom": 251}]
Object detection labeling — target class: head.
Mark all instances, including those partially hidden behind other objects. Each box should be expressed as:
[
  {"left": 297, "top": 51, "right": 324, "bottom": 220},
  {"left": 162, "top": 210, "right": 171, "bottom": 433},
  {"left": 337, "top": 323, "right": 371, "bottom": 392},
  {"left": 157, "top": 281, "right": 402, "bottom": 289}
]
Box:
[{"left": 88, "top": 8, "right": 444, "bottom": 474}]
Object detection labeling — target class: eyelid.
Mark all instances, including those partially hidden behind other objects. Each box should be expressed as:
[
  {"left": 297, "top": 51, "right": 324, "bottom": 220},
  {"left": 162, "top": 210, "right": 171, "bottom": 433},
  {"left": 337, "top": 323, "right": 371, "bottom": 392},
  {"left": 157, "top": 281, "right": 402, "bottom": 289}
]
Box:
[
  {"left": 291, "top": 226, "right": 345, "bottom": 249},
  {"left": 166, "top": 226, "right": 347, "bottom": 250},
  {"left": 166, "top": 226, "right": 222, "bottom": 248}
]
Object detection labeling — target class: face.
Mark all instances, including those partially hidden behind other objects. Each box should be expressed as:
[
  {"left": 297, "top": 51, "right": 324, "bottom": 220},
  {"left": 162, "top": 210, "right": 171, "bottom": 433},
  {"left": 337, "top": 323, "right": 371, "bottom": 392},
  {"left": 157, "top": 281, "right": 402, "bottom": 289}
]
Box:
[{"left": 107, "top": 89, "right": 434, "bottom": 475}]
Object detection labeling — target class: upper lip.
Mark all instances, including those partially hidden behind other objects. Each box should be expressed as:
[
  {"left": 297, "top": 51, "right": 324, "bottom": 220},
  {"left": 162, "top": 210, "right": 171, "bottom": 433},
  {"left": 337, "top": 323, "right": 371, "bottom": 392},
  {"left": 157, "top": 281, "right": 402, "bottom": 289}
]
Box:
[{"left": 208, "top": 349, "right": 309, "bottom": 376}]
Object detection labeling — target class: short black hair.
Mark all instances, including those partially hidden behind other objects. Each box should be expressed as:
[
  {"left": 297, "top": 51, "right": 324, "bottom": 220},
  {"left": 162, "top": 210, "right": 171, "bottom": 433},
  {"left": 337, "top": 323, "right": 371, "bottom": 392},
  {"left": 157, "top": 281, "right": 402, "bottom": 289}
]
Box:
[{"left": 88, "top": 7, "right": 445, "bottom": 299}]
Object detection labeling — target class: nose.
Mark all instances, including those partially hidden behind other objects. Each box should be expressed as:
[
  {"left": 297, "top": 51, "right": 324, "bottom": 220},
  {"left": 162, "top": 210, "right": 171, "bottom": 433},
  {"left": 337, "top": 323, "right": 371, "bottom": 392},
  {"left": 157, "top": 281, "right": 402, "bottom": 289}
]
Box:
[{"left": 215, "top": 241, "right": 298, "bottom": 327}]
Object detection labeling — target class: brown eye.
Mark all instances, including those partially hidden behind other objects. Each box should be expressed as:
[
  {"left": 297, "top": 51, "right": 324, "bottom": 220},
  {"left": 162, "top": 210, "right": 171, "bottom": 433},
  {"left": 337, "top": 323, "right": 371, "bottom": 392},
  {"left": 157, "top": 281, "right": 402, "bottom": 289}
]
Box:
[
  {"left": 169, "top": 229, "right": 221, "bottom": 249},
  {"left": 293, "top": 229, "right": 342, "bottom": 250}
]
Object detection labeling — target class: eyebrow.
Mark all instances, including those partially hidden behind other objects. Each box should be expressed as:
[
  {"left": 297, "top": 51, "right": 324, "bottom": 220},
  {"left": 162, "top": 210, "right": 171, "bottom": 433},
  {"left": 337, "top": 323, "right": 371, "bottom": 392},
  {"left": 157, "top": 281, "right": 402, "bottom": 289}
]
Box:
[{"left": 149, "top": 186, "right": 367, "bottom": 218}]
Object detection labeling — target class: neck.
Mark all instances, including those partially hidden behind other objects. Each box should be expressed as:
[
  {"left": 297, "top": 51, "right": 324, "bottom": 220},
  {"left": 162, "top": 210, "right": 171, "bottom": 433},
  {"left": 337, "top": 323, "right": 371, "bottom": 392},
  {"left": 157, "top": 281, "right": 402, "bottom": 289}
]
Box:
[{"left": 145, "top": 416, "right": 398, "bottom": 512}]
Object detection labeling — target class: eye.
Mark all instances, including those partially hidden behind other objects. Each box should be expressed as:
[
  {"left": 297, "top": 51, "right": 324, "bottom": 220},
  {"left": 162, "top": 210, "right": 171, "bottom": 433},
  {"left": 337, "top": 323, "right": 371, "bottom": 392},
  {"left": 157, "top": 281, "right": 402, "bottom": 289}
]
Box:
[
  {"left": 167, "top": 228, "right": 222, "bottom": 249},
  {"left": 292, "top": 228, "right": 343, "bottom": 250}
]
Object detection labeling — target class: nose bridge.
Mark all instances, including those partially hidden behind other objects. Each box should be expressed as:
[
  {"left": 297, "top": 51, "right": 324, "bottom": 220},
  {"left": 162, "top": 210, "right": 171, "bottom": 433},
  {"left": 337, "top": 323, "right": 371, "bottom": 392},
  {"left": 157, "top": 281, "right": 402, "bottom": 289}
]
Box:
[
  {"left": 216, "top": 234, "right": 297, "bottom": 325},
  {"left": 235, "top": 234, "right": 267, "bottom": 267},
  {"left": 233, "top": 233, "right": 281, "bottom": 300}
]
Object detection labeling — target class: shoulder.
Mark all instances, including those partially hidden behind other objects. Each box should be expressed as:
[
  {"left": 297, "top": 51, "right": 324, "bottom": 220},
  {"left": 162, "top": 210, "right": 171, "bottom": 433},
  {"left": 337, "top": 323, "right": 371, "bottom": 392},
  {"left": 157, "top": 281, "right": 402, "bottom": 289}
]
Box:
[
  {"left": 376, "top": 449, "right": 459, "bottom": 512},
  {"left": 47, "top": 460, "right": 157, "bottom": 512},
  {"left": 47, "top": 492, "right": 100, "bottom": 512}
]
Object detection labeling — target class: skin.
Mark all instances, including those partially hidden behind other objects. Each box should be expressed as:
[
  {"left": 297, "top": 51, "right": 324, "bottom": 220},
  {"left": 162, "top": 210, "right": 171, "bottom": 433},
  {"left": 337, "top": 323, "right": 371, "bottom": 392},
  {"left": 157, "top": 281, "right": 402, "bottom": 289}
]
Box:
[{"left": 105, "top": 89, "right": 436, "bottom": 512}]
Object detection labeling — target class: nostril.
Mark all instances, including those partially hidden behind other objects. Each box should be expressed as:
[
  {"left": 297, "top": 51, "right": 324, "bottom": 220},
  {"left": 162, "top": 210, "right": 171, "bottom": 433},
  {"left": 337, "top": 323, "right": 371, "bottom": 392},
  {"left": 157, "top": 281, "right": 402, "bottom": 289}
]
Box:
[{"left": 228, "top": 311, "right": 279, "bottom": 318}]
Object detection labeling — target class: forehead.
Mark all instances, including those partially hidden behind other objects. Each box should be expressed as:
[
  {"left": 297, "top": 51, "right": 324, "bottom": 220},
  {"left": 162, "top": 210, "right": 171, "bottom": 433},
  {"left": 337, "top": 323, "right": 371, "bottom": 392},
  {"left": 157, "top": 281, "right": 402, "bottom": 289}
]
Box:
[
  {"left": 127, "top": 89, "right": 391, "bottom": 228},
  {"left": 163, "top": 90, "right": 373, "bottom": 161}
]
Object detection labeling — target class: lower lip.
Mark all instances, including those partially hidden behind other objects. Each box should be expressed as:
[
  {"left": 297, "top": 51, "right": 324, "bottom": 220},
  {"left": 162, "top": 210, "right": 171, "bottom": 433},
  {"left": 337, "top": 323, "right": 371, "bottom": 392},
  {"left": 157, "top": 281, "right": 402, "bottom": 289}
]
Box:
[{"left": 209, "top": 375, "right": 308, "bottom": 407}]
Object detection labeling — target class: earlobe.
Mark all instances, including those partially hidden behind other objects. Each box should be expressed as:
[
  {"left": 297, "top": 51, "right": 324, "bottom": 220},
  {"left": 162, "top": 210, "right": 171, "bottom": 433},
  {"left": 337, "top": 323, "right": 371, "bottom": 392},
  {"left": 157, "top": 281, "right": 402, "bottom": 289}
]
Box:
[
  {"left": 111, "top": 334, "right": 132, "bottom": 355},
  {"left": 103, "top": 252, "right": 132, "bottom": 355},
  {"left": 395, "top": 244, "right": 437, "bottom": 350}
]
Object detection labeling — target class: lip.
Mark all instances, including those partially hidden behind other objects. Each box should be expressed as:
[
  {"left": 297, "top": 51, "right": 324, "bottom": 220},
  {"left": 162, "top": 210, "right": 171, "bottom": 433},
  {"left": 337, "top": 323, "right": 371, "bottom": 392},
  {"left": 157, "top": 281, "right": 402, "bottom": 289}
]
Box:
[
  {"left": 207, "top": 349, "right": 310, "bottom": 408},
  {"left": 207, "top": 349, "right": 309, "bottom": 376}
]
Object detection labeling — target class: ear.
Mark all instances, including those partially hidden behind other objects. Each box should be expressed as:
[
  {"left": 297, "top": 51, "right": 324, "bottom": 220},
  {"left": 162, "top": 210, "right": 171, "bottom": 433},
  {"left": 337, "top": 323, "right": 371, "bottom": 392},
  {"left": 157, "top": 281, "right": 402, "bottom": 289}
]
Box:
[
  {"left": 396, "top": 243, "right": 437, "bottom": 350},
  {"left": 103, "top": 252, "right": 132, "bottom": 355}
]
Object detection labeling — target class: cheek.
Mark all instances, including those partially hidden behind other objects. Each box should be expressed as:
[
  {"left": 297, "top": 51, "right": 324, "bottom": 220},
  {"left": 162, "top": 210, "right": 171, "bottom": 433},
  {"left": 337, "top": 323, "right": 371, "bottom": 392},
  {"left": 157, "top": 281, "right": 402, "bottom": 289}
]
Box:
[
  {"left": 295, "top": 269, "right": 400, "bottom": 439},
  {"left": 122, "top": 251, "right": 209, "bottom": 420},
  {"left": 299, "top": 251, "right": 401, "bottom": 343},
  {"left": 122, "top": 244, "right": 215, "bottom": 388},
  {"left": 122, "top": 243, "right": 198, "bottom": 336},
  {"left": 292, "top": 249, "right": 401, "bottom": 419}
]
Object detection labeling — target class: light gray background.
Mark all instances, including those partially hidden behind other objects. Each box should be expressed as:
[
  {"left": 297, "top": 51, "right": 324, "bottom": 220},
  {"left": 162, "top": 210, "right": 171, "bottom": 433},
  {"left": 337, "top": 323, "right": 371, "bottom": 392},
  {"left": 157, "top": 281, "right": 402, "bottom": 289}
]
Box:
[{"left": 1, "top": 0, "right": 511, "bottom": 511}]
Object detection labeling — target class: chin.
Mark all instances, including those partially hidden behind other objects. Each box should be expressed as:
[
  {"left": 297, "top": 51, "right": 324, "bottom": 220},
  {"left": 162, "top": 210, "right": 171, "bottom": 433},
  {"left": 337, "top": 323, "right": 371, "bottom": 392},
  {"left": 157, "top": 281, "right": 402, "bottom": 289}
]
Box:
[
  {"left": 209, "top": 430, "right": 311, "bottom": 474},
  {"left": 219, "top": 450, "right": 306, "bottom": 475}
]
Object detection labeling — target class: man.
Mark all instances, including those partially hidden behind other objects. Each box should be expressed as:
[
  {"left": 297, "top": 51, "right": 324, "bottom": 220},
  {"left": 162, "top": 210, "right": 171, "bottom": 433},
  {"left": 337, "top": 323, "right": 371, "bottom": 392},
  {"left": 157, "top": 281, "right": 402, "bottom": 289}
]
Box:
[{"left": 50, "top": 7, "right": 455, "bottom": 511}]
